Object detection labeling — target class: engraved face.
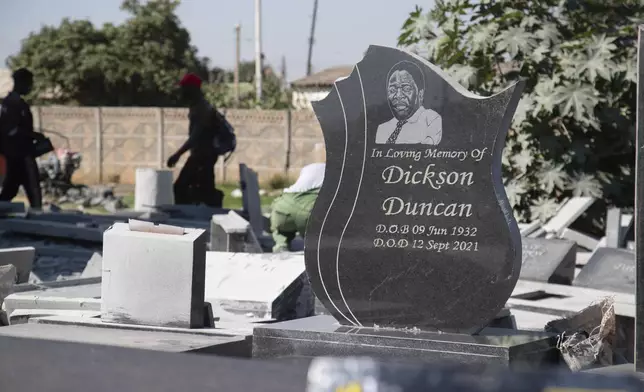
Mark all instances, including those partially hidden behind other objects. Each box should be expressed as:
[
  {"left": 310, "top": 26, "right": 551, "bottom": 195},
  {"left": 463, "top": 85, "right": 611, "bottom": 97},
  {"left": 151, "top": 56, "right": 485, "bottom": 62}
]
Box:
[{"left": 387, "top": 70, "right": 419, "bottom": 120}]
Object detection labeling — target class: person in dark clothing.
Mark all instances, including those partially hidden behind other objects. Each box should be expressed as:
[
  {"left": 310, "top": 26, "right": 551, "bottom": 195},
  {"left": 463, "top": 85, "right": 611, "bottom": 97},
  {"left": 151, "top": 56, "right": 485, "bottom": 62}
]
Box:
[
  {"left": 167, "top": 73, "right": 223, "bottom": 207},
  {"left": 0, "top": 68, "right": 43, "bottom": 209}
]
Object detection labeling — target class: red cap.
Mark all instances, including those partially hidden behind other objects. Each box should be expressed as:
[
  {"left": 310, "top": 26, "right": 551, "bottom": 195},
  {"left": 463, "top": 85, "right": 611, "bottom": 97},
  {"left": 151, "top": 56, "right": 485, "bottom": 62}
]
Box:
[{"left": 179, "top": 73, "right": 202, "bottom": 88}]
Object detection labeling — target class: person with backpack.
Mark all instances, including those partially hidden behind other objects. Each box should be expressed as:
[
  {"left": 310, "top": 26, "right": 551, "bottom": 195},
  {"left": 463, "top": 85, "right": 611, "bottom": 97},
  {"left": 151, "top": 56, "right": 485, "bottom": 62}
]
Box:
[
  {"left": 0, "top": 68, "right": 43, "bottom": 209},
  {"left": 167, "top": 73, "right": 235, "bottom": 208}
]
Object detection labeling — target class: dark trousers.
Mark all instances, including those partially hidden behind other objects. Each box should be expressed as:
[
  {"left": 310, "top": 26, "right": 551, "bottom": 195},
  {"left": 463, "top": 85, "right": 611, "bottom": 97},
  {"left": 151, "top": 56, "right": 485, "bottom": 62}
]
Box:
[
  {"left": 0, "top": 156, "right": 43, "bottom": 209},
  {"left": 174, "top": 154, "right": 222, "bottom": 208}
]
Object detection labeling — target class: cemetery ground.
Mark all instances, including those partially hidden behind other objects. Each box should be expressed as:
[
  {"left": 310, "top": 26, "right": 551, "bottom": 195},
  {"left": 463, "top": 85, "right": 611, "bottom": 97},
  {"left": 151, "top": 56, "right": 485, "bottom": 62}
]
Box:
[{"left": 12, "top": 181, "right": 279, "bottom": 214}]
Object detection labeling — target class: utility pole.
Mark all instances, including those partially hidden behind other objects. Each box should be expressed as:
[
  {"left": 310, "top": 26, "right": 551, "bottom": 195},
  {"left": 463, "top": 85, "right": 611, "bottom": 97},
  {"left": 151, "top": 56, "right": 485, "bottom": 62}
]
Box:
[
  {"left": 280, "top": 55, "right": 287, "bottom": 91},
  {"left": 234, "top": 24, "right": 241, "bottom": 106},
  {"left": 254, "top": 0, "right": 263, "bottom": 103},
  {"left": 306, "top": 0, "right": 319, "bottom": 76}
]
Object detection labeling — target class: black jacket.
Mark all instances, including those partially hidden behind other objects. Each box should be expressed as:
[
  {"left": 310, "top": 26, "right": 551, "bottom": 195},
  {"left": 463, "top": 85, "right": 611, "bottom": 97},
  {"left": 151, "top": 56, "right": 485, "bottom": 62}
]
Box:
[{"left": 0, "top": 92, "right": 35, "bottom": 159}]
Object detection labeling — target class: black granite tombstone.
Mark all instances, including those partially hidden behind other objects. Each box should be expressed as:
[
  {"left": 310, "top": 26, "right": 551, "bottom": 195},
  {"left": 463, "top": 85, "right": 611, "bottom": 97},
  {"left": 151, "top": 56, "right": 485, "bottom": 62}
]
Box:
[
  {"left": 636, "top": 25, "right": 644, "bottom": 373},
  {"left": 519, "top": 238, "right": 576, "bottom": 285},
  {"left": 253, "top": 45, "right": 557, "bottom": 367},
  {"left": 574, "top": 248, "right": 635, "bottom": 294}
]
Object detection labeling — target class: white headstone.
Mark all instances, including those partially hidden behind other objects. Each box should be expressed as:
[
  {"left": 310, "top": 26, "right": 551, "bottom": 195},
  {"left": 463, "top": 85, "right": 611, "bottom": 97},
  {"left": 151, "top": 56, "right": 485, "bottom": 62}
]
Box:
[
  {"left": 134, "top": 168, "right": 174, "bottom": 212},
  {"left": 101, "top": 222, "right": 207, "bottom": 328}
]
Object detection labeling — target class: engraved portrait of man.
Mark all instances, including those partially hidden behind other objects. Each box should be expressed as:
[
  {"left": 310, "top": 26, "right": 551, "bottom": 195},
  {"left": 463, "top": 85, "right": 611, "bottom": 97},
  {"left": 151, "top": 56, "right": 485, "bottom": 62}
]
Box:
[{"left": 375, "top": 61, "right": 442, "bottom": 145}]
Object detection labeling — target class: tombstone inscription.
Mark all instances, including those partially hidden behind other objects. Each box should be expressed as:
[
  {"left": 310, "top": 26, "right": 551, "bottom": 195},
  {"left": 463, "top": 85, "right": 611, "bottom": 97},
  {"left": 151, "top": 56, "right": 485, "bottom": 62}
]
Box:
[
  {"left": 253, "top": 46, "right": 556, "bottom": 366},
  {"left": 305, "top": 46, "right": 523, "bottom": 332}
]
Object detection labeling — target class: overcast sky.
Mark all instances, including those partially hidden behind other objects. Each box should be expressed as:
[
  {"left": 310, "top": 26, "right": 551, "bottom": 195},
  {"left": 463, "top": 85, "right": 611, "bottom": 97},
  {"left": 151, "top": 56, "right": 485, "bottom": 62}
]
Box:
[{"left": 0, "top": 0, "right": 434, "bottom": 81}]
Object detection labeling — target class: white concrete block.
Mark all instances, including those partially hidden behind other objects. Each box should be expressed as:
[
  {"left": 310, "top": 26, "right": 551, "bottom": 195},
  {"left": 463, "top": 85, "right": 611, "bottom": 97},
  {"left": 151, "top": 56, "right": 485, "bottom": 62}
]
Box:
[
  {"left": 134, "top": 168, "right": 174, "bottom": 212},
  {"left": 204, "top": 252, "right": 310, "bottom": 319},
  {"left": 101, "top": 222, "right": 207, "bottom": 328},
  {"left": 0, "top": 247, "right": 35, "bottom": 284}
]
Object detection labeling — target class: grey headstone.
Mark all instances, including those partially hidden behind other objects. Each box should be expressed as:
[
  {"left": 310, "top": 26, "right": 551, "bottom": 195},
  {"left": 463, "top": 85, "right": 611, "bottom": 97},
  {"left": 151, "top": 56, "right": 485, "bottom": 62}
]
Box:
[
  {"left": 210, "top": 211, "right": 262, "bottom": 253},
  {"left": 0, "top": 247, "right": 35, "bottom": 284},
  {"left": 304, "top": 45, "right": 524, "bottom": 332},
  {"left": 239, "top": 163, "right": 264, "bottom": 238},
  {"left": 574, "top": 248, "right": 635, "bottom": 294},
  {"left": 81, "top": 252, "right": 103, "bottom": 278},
  {"left": 519, "top": 238, "right": 576, "bottom": 284}
]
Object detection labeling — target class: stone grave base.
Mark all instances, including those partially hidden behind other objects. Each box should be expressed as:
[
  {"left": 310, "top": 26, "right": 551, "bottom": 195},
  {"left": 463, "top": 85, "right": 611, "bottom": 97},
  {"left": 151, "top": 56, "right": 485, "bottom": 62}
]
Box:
[
  {"left": 252, "top": 315, "right": 559, "bottom": 369},
  {"left": 313, "top": 298, "right": 516, "bottom": 329},
  {"left": 8, "top": 315, "right": 254, "bottom": 357}
]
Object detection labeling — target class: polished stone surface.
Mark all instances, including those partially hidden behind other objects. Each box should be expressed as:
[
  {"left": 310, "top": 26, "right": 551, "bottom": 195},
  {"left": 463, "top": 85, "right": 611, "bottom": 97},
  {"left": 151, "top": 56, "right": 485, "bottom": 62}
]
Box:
[
  {"left": 636, "top": 25, "right": 644, "bottom": 373},
  {"left": 253, "top": 316, "right": 558, "bottom": 369},
  {"left": 519, "top": 238, "right": 576, "bottom": 284},
  {"left": 305, "top": 45, "right": 525, "bottom": 332},
  {"left": 574, "top": 247, "right": 634, "bottom": 294}
]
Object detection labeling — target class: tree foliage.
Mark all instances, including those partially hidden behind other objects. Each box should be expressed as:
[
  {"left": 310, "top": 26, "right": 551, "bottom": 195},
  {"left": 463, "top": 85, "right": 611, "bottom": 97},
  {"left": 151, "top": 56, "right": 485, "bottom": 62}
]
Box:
[
  {"left": 7, "top": 0, "right": 291, "bottom": 109},
  {"left": 399, "top": 0, "right": 643, "bottom": 224}
]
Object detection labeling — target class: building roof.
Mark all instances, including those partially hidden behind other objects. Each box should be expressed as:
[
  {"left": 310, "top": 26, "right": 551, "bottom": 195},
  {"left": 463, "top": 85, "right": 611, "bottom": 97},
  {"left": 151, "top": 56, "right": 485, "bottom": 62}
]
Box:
[{"left": 291, "top": 66, "right": 353, "bottom": 88}]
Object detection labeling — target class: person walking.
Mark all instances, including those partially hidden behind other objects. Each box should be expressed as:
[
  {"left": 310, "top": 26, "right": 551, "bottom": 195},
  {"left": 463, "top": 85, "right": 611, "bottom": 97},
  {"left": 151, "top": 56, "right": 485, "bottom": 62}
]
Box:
[
  {"left": 0, "top": 68, "right": 43, "bottom": 209},
  {"left": 167, "top": 73, "right": 223, "bottom": 207}
]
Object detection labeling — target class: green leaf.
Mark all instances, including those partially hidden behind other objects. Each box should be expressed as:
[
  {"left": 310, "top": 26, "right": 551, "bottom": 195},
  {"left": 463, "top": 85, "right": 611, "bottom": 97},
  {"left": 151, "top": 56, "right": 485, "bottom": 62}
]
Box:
[
  {"left": 538, "top": 163, "right": 568, "bottom": 193},
  {"left": 530, "top": 197, "right": 560, "bottom": 223},
  {"left": 511, "top": 148, "right": 535, "bottom": 173},
  {"left": 505, "top": 179, "right": 528, "bottom": 207},
  {"left": 536, "top": 23, "right": 561, "bottom": 47},
  {"left": 552, "top": 82, "right": 600, "bottom": 123},
  {"left": 446, "top": 64, "right": 478, "bottom": 88},
  {"left": 568, "top": 173, "right": 603, "bottom": 198},
  {"left": 495, "top": 26, "right": 537, "bottom": 58},
  {"left": 468, "top": 22, "right": 498, "bottom": 53}
]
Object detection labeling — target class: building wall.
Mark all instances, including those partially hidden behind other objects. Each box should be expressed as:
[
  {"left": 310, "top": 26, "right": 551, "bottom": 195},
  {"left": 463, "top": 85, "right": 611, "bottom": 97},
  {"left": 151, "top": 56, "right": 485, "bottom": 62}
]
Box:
[
  {"left": 0, "top": 69, "right": 12, "bottom": 98},
  {"left": 291, "top": 88, "right": 332, "bottom": 110},
  {"left": 32, "top": 106, "right": 324, "bottom": 185}
]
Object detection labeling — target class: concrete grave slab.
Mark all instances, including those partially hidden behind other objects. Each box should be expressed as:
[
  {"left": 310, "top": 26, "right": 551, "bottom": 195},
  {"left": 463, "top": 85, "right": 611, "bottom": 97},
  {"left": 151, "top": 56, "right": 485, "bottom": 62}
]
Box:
[
  {"left": 574, "top": 247, "right": 635, "bottom": 294},
  {"left": 0, "top": 247, "right": 35, "bottom": 283},
  {"left": 0, "top": 219, "right": 105, "bottom": 242},
  {"left": 519, "top": 238, "right": 576, "bottom": 284},
  {"left": 542, "top": 197, "right": 595, "bottom": 236},
  {"left": 81, "top": 252, "right": 102, "bottom": 278},
  {"left": 101, "top": 222, "right": 207, "bottom": 329},
  {"left": 605, "top": 208, "right": 624, "bottom": 248},
  {"left": 0, "top": 322, "right": 249, "bottom": 355},
  {"left": 205, "top": 251, "right": 312, "bottom": 320},
  {"left": 0, "top": 201, "right": 26, "bottom": 214},
  {"left": 561, "top": 228, "right": 600, "bottom": 251},
  {"left": 0, "top": 264, "right": 17, "bottom": 307}
]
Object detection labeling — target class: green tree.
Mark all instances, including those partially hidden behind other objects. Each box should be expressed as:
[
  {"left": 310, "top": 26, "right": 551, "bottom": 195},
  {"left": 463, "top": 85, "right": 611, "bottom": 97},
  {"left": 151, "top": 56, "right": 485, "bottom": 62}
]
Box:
[
  {"left": 7, "top": 0, "right": 207, "bottom": 106},
  {"left": 399, "top": 0, "right": 643, "bottom": 226}
]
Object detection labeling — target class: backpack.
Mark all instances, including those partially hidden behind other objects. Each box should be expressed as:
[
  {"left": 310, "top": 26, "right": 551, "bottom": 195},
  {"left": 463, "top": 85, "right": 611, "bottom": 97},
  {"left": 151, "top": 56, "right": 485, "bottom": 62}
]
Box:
[{"left": 213, "top": 109, "right": 236, "bottom": 163}]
